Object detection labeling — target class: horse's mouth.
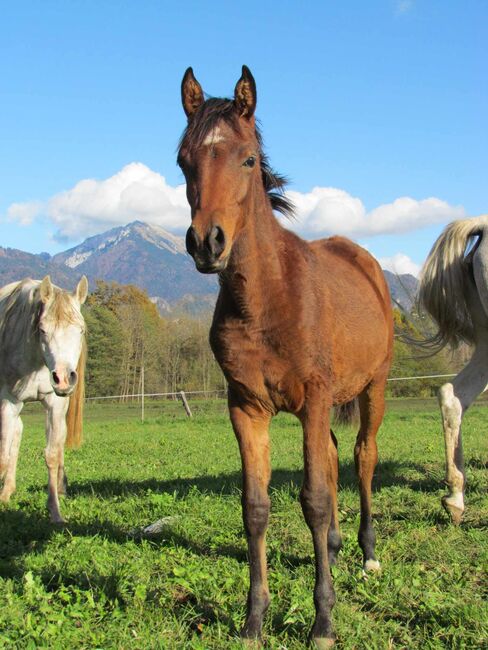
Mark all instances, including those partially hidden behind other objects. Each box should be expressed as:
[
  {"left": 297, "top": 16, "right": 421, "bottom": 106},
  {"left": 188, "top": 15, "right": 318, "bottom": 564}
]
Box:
[
  {"left": 52, "top": 386, "right": 75, "bottom": 398},
  {"left": 195, "top": 257, "right": 228, "bottom": 274}
]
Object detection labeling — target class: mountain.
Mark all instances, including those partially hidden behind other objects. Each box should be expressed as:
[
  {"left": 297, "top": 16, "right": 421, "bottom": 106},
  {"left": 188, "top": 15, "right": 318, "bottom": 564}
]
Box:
[
  {"left": 51, "top": 221, "right": 217, "bottom": 301},
  {"left": 0, "top": 247, "right": 79, "bottom": 288},
  {"left": 0, "top": 220, "right": 418, "bottom": 315},
  {"left": 383, "top": 270, "right": 419, "bottom": 312}
]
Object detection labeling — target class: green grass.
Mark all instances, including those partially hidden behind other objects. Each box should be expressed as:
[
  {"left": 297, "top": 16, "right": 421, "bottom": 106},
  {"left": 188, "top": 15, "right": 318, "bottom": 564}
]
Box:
[{"left": 0, "top": 398, "right": 487, "bottom": 649}]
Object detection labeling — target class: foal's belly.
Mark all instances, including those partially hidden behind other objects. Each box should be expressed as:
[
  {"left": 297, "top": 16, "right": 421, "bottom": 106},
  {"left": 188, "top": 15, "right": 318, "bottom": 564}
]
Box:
[{"left": 212, "top": 314, "right": 389, "bottom": 413}]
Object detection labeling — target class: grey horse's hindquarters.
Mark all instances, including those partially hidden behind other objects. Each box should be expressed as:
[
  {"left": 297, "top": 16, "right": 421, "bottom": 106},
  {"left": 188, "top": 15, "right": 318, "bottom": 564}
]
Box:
[{"left": 472, "top": 229, "right": 488, "bottom": 325}]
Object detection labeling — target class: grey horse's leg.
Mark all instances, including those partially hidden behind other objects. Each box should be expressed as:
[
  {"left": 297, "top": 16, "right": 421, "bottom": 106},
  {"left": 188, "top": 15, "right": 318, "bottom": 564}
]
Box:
[
  {"left": 438, "top": 344, "right": 488, "bottom": 523},
  {"left": 42, "top": 394, "right": 69, "bottom": 523},
  {"left": 0, "top": 398, "right": 23, "bottom": 502}
]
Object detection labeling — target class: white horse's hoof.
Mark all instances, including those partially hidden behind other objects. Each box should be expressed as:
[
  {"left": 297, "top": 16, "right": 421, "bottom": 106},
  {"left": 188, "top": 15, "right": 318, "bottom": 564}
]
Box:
[
  {"left": 0, "top": 490, "right": 13, "bottom": 503},
  {"left": 441, "top": 495, "right": 464, "bottom": 525}
]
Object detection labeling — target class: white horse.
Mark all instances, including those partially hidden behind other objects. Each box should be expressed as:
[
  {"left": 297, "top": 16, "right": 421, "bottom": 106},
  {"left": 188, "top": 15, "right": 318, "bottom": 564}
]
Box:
[
  {"left": 419, "top": 215, "right": 488, "bottom": 524},
  {"left": 0, "top": 275, "right": 87, "bottom": 523}
]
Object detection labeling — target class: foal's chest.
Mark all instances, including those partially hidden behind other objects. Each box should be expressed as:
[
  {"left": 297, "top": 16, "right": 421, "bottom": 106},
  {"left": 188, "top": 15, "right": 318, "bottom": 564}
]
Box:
[{"left": 210, "top": 314, "right": 305, "bottom": 412}]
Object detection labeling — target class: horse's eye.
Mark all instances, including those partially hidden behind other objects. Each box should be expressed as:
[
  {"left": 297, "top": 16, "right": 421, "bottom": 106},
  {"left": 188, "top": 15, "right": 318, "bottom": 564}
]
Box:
[{"left": 243, "top": 156, "right": 256, "bottom": 168}]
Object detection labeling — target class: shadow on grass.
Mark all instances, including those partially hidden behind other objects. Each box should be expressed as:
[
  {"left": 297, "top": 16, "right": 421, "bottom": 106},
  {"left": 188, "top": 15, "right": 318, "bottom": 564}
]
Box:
[
  {"left": 1, "top": 456, "right": 474, "bottom": 588},
  {"left": 64, "top": 458, "right": 445, "bottom": 500}
]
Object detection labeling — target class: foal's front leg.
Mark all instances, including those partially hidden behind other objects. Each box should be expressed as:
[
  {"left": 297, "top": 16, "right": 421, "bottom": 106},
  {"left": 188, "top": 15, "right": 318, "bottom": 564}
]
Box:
[
  {"left": 42, "top": 394, "right": 69, "bottom": 523},
  {"left": 229, "top": 393, "right": 271, "bottom": 643},
  {"left": 300, "top": 388, "right": 337, "bottom": 648}
]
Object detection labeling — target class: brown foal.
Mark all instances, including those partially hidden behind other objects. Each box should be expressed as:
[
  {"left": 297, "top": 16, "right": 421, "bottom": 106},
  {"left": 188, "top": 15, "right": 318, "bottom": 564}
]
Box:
[{"left": 178, "top": 65, "right": 393, "bottom": 647}]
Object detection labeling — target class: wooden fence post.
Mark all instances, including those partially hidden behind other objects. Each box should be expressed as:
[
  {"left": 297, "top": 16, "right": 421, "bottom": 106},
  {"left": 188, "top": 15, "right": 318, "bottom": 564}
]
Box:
[{"left": 179, "top": 391, "right": 192, "bottom": 418}]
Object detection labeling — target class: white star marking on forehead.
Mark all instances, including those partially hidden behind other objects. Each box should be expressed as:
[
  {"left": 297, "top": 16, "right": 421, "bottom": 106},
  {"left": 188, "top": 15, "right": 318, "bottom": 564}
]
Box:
[{"left": 203, "top": 126, "right": 225, "bottom": 146}]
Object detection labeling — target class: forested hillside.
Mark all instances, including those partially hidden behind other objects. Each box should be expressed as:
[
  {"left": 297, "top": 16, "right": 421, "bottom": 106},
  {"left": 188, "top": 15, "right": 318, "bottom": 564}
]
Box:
[
  {"left": 83, "top": 281, "right": 225, "bottom": 398},
  {"left": 83, "top": 280, "right": 461, "bottom": 399}
]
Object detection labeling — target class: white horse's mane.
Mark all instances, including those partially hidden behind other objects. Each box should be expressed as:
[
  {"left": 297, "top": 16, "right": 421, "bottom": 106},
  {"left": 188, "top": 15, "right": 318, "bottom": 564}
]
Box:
[{"left": 0, "top": 278, "right": 85, "bottom": 363}]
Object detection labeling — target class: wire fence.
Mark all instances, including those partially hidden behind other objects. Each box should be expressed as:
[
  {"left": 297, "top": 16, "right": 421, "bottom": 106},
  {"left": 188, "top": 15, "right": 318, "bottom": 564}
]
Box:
[
  {"left": 85, "top": 373, "right": 456, "bottom": 404},
  {"left": 75, "top": 373, "right": 468, "bottom": 422},
  {"left": 20, "top": 373, "right": 488, "bottom": 426}
]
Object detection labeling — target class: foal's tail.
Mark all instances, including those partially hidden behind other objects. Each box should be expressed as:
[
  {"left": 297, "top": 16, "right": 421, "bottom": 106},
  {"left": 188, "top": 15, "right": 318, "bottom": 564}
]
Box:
[
  {"left": 419, "top": 215, "right": 488, "bottom": 350},
  {"left": 66, "top": 337, "right": 86, "bottom": 449},
  {"left": 333, "top": 399, "right": 359, "bottom": 427}
]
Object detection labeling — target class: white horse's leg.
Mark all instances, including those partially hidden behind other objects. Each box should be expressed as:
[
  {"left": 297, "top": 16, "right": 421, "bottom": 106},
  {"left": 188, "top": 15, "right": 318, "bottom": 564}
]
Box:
[
  {"left": 43, "top": 394, "right": 69, "bottom": 523},
  {"left": 0, "top": 399, "right": 23, "bottom": 502},
  {"left": 438, "top": 344, "right": 488, "bottom": 524}
]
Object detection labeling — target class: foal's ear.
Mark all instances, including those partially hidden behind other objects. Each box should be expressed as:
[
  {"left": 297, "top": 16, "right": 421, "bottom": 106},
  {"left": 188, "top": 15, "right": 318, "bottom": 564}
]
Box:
[
  {"left": 39, "top": 275, "right": 54, "bottom": 304},
  {"left": 181, "top": 67, "right": 204, "bottom": 118},
  {"left": 74, "top": 275, "right": 89, "bottom": 305},
  {"left": 234, "top": 65, "right": 257, "bottom": 119}
]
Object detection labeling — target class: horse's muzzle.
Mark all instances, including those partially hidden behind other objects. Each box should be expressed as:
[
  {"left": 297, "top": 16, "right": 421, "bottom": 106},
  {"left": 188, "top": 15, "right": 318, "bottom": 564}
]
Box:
[
  {"left": 51, "top": 369, "right": 77, "bottom": 396},
  {"left": 186, "top": 225, "right": 227, "bottom": 273}
]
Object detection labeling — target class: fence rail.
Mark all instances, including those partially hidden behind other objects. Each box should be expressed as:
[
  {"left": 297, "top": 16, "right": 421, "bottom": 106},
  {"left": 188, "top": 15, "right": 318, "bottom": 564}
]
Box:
[{"left": 85, "top": 389, "right": 226, "bottom": 401}]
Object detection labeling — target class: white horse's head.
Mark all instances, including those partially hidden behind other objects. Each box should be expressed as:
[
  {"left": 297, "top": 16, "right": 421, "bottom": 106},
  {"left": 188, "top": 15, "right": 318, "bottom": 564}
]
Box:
[{"left": 37, "top": 276, "right": 88, "bottom": 397}]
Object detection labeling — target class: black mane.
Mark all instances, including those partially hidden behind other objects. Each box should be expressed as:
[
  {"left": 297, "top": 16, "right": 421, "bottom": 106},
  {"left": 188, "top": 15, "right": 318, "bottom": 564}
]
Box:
[{"left": 178, "top": 97, "right": 295, "bottom": 219}]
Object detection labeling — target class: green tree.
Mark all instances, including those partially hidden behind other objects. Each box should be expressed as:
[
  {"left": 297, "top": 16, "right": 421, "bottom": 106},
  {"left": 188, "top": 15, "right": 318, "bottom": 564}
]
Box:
[{"left": 83, "top": 304, "right": 125, "bottom": 397}]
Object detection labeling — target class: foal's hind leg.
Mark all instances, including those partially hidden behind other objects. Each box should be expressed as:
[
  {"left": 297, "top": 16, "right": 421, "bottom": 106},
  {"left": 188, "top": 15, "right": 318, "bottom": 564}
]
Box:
[
  {"left": 438, "top": 344, "right": 488, "bottom": 524},
  {"left": 355, "top": 373, "right": 387, "bottom": 572},
  {"left": 0, "top": 399, "right": 23, "bottom": 502},
  {"left": 300, "top": 385, "right": 337, "bottom": 647}
]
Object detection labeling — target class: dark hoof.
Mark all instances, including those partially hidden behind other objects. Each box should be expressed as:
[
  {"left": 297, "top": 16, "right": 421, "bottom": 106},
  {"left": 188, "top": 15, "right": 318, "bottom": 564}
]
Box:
[
  {"left": 241, "top": 614, "right": 264, "bottom": 646},
  {"left": 309, "top": 619, "right": 335, "bottom": 648}
]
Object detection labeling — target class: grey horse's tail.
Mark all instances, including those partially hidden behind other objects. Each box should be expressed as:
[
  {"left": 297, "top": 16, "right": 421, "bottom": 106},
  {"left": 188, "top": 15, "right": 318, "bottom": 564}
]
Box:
[
  {"left": 419, "top": 215, "right": 488, "bottom": 350},
  {"left": 66, "top": 337, "right": 86, "bottom": 449}
]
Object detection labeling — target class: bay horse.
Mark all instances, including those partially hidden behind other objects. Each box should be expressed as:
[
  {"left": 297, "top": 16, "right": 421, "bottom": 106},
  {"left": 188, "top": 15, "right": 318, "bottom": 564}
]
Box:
[
  {"left": 0, "top": 275, "right": 87, "bottom": 523},
  {"left": 178, "top": 66, "right": 393, "bottom": 646},
  {"left": 419, "top": 215, "right": 488, "bottom": 524}
]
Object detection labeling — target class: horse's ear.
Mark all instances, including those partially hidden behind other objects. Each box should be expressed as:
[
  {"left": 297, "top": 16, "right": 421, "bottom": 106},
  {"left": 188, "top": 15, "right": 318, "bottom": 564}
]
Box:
[
  {"left": 234, "top": 65, "right": 257, "bottom": 119},
  {"left": 39, "top": 275, "right": 54, "bottom": 304},
  {"left": 181, "top": 67, "right": 204, "bottom": 118},
  {"left": 75, "top": 276, "right": 89, "bottom": 305}
]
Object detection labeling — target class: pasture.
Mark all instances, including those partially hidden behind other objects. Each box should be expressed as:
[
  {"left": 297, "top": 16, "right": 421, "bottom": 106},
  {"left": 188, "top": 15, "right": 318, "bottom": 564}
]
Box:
[{"left": 0, "top": 398, "right": 486, "bottom": 649}]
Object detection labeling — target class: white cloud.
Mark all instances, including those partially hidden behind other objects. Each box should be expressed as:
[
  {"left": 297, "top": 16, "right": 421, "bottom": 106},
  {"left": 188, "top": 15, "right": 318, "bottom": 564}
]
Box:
[
  {"left": 7, "top": 163, "right": 189, "bottom": 241},
  {"left": 5, "top": 162, "right": 466, "bottom": 245},
  {"left": 7, "top": 201, "right": 43, "bottom": 226},
  {"left": 286, "top": 187, "right": 465, "bottom": 238},
  {"left": 378, "top": 252, "right": 420, "bottom": 277}
]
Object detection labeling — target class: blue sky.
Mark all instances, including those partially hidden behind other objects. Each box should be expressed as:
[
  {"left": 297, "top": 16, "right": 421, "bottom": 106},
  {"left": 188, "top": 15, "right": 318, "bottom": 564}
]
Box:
[{"left": 1, "top": 1, "right": 486, "bottom": 275}]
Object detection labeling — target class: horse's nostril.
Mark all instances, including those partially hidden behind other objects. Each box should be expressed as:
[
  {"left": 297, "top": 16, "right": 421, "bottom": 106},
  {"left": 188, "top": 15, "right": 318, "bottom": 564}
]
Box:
[
  {"left": 69, "top": 371, "right": 78, "bottom": 386},
  {"left": 185, "top": 226, "right": 201, "bottom": 257},
  {"left": 52, "top": 371, "right": 60, "bottom": 385},
  {"left": 208, "top": 225, "right": 226, "bottom": 257}
]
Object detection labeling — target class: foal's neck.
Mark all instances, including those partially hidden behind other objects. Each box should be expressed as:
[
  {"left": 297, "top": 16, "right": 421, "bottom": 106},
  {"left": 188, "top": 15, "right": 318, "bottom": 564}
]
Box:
[{"left": 220, "top": 186, "right": 284, "bottom": 319}]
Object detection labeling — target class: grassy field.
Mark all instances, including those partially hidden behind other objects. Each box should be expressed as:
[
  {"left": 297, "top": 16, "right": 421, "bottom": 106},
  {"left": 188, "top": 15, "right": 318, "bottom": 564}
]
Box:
[{"left": 0, "top": 397, "right": 486, "bottom": 649}]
